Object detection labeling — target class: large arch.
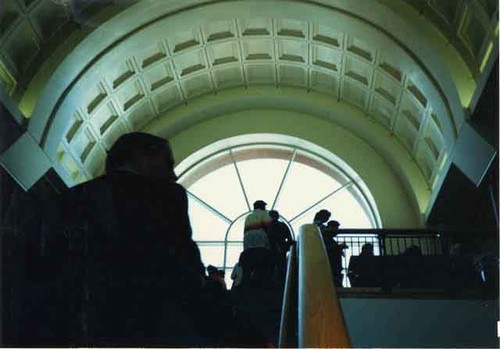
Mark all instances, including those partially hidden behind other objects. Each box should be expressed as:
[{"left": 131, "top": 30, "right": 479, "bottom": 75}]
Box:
[
  {"left": 1, "top": 0, "right": 496, "bottom": 225},
  {"left": 147, "top": 89, "right": 426, "bottom": 227}
]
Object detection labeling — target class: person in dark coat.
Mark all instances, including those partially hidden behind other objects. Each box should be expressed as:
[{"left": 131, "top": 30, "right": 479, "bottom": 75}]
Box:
[
  {"left": 231, "top": 247, "right": 282, "bottom": 347},
  {"left": 267, "top": 210, "right": 293, "bottom": 279},
  {"left": 267, "top": 210, "right": 293, "bottom": 256},
  {"left": 313, "top": 209, "right": 331, "bottom": 234},
  {"left": 322, "top": 220, "right": 348, "bottom": 287},
  {"left": 13, "top": 133, "right": 210, "bottom": 346}
]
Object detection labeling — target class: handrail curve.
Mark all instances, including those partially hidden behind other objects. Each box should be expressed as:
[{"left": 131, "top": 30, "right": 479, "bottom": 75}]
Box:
[{"left": 297, "top": 224, "right": 351, "bottom": 348}]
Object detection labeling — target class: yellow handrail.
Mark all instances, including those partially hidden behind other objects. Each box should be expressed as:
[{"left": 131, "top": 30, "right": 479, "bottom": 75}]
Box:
[{"left": 297, "top": 224, "right": 351, "bottom": 348}]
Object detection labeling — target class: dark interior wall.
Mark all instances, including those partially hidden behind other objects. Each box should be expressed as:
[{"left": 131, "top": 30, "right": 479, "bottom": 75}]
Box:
[
  {"left": 470, "top": 62, "right": 499, "bottom": 150},
  {"left": 1, "top": 167, "right": 65, "bottom": 232},
  {"left": 427, "top": 62, "right": 498, "bottom": 246},
  {"left": 427, "top": 162, "right": 497, "bottom": 231}
]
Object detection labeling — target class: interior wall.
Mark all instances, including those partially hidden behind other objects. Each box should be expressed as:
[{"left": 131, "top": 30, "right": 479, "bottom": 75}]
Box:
[
  {"left": 428, "top": 61, "right": 498, "bottom": 238},
  {"left": 165, "top": 109, "right": 423, "bottom": 228},
  {"left": 340, "top": 297, "right": 498, "bottom": 348}
]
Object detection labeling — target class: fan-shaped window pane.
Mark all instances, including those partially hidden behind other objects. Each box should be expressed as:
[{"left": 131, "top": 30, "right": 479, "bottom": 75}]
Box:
[
  {"left": 176, "top": 139, "right": 380, "bottom": 288},
  {"left": 237, "top": 158, "right": 290, "bottom": 208},
  {"left": 322, "top": 186, "right": 373, "bottom": 228},
  {"left": 276, "top": 162, "right": 341, "bottom": 219},
  {"left": 198, "top": 243, "right": 225, "bottom": 267},
  {"left": 188, "top": 195, "right": 230, "bottom": 241},
  {"left": 188, "top": 163, "right": 248, "bottom": 219}
]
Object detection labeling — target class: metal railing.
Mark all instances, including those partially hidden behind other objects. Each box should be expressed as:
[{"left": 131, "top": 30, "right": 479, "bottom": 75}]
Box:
[
  {"left": 331, "top": 229, "right": 499, "bottom": 293},
  {"left": 333, "top": 229, "right": 449, "bottom": 287},
  {"left": 210, "top": 228, "right": 496, "bottom": 291}
]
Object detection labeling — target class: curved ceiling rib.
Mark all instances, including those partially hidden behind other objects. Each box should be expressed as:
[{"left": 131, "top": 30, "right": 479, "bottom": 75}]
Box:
[
  {"left": 0, "top": 0, "right": 496, "bottom": 225},
  {"left": 39, "top": 3, "right": 450, "bottom": 182}
]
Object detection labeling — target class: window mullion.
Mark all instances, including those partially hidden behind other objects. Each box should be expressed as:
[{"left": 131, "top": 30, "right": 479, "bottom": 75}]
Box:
[
  {"left": 230, "top": 149, "right": 251, "bottom": 211},
  {"left": 187, "top": 190, "right": 232, "bottom": 224},
  {"left": 289, "top": 181, "right": 353, "bottom": 223},
  {"left": 271, "top": 148, "right": 297, "bottom": 210}
]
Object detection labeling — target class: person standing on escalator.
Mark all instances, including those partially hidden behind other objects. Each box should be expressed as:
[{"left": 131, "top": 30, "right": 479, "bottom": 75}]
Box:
[
  {"left": 17, "top": 133, "right": 212, "bottom": 346},
  {"left": 313, "top": 209, "right": 331, "bottom": 234},
  {"left": 267, "top": 210, "right": 293, "bottom": 279},
  {"left": 243, "top": 200, "right": 272, "bottom": 250},
  {"left": 323, "top": 220, "right": 348, "bottom": 287}
]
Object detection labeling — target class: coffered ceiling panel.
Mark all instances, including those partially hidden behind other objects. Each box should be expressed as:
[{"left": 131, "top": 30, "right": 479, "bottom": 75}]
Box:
[
  {"left": 0, "top": 0, "right": 496, "bottom": 220},
  {"left": 403, "top": 0, "right": 498, "bottom": 75},
  {"left": 37, "top": 14, "right": 457, "bottom": 187}
]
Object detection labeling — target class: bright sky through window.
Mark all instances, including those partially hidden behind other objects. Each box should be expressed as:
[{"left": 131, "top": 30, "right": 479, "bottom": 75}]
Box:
[{"left": 179, "top": 146, "right": 378, "bottom": 287}]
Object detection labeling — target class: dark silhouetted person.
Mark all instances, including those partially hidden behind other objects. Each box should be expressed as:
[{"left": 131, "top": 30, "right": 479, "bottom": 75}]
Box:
[
  {"left": 313, "top": 209, "right": 331, "bottom": 234},
  {"left": 399, "top": 245, "right": 424, "bottom": 288},
  {"left": 231, "top": 246, "right": 282, "bottom": 347},
  {"left": 14, "top": 133, "right": 213, "bottom": 346},
  {"left": 207, "top": 265, "right": 227, "bottom": 290},
  {"left": 360, "top": 242, "right": 374, "bottom": 256},
  {"left": 403, "top": 245, "right": 423, "bottom": 257},
  {"left": 267, "top": 210, "right": 293, "bottom": 278},
  {"left": 231, "top": 261, "right": 243, "bottom": 289},
  {"left": 348, "top": 243, "right": 380, "bottom": 287},
  {"left": 322, "top": 220, "right": 347, "bottom": 287}
]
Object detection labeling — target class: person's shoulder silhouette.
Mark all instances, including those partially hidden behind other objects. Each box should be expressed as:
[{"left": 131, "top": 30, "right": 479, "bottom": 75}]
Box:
[{"left": 37, "top": 132, "right": 206, "bottom": 346}]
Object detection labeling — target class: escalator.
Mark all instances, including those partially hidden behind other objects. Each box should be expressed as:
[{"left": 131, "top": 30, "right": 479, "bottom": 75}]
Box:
[{"left": 229, "top": 223, "right": 351, "bottom": 347}]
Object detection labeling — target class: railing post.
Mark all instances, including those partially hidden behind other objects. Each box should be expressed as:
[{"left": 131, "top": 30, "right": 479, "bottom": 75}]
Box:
[{"left": 378, "top": 233, "right": 386, "bottom": 256}]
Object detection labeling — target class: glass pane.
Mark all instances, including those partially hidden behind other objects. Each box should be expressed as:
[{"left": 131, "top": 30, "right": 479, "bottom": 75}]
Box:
[
  {"left": 349, "top": 184, "right": 379, "bottom": 227},
  {"left": 290, "top": 211, "right": 317, "bottom": 233},
  {"left": 226, "top": 213, "right": 248, "bottom": 242},
  {"left": 236, "top": 158, "right": 290, "bottom": 209},
  {"left": 188, "top": 196, "right": 230, "bottom": 241},
  {"left": 275, "top": 162, "right": 341, "bottom": 221},
  {"left": 197, "top": 243, "right": 225, "bottom": 267},
  {"left": 188, "top": 163, "right": 248, "bottom": 220},
  {"left": 321, "top": 186, "right": 374, "bottom": 228},
  {"left": 224, "top": 243, "right": 244, "bottom": 270}
]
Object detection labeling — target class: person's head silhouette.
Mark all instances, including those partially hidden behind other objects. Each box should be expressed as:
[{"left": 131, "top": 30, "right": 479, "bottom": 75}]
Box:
[
  {"left": 269, "top": 210, "right": 280, "bottom": 221},
  {"left": 106, "top": 132, "right": 176, "bottom": 181},
  {"left": 327, "top": 220, "right": 340, "bottom": 231},
  {"left": 361, "top": 243, "right": 374, "bottom": 256},
  {"left": 314, "top": 209, "right": 331, "bottom": 224},
  {"left": 253, "top": 200, "right": 267, "bottom": 210}
]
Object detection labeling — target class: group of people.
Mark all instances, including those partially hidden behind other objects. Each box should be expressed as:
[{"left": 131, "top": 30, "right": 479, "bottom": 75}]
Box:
[
  {"left": 237, "top": 203, "right": 360, "bottom": 288},
  {"left": 313, "top": 209, "right": 348, "bottom": 286},
  {"left": 313, "top": 208, "right": 376, "bottom": 287},
  {"left": 6, "top": 133, "right": 277, "bottom": 347},
  {"left": 7, "top": 131, "right": 375, "bottom": 346},
  {"left": 231, "top": 200, "right": 293, "bottom": 289}
]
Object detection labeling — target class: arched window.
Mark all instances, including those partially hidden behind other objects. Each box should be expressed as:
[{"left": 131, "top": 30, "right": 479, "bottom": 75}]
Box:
[{"left": 176, "top": 135, "right": 381, "bottom": 286}]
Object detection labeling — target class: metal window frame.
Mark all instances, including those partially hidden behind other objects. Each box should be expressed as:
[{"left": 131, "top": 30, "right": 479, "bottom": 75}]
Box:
[{"left": 177, "top": 142, "right": 382, "bottom": 273}]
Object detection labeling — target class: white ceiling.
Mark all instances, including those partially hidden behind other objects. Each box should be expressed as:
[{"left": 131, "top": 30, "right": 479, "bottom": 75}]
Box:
[{"left": 0, "top": 0, "right": 498, "bottom": 218}]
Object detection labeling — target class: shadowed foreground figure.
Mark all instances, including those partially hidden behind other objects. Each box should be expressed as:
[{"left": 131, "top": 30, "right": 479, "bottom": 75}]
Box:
[{"left": 10, "top": 133, "right": 228, "bottom": 346}]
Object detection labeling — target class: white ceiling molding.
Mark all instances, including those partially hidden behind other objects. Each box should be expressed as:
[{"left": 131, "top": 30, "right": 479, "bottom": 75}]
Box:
[
  {"left": 9, "top": 0, "right": 493, "bottom": 141},
  {"left": 164, "top": 105, "right": 426, "bottom": 227},
  {"left": 0, "top": 0, "right": 495, "bottom": 221},
  {"left": 35, "top": 5, "right": 454, "bottom": 172}
]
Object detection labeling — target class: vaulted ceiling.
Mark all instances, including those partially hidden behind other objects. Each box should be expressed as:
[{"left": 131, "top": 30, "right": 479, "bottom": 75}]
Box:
[{"left": 0, "top": 0, "right": 498, "bottom": 224}]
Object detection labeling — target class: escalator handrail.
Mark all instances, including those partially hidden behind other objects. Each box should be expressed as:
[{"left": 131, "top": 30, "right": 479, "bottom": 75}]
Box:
[{"left": 279, "top": 224, "right": 351, "bottom": 348}]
